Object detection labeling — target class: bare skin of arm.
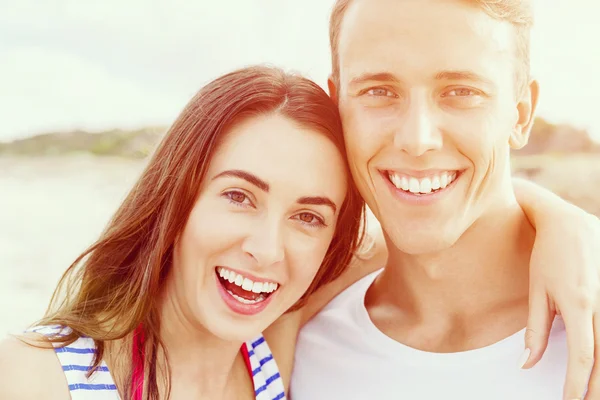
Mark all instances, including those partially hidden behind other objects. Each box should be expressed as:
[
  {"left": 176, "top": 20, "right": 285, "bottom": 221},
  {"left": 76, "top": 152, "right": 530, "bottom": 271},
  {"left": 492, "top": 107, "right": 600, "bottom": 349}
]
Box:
[{"left": 0, "top": 333, "right": 71, "bottom": 400}]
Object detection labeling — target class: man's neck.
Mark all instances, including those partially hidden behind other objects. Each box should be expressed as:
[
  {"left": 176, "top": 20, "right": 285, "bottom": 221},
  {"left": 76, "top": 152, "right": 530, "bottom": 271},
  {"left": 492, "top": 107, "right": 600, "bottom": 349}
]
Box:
[{"left": 366, "top": 200, "right": 535, "bottom": 352}]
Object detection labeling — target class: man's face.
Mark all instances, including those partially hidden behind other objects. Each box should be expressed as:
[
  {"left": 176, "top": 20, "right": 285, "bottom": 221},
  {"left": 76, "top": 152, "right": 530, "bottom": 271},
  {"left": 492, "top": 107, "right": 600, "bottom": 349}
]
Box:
[{"left": 333, "top": 0, "right": 538, "bottom": 254}]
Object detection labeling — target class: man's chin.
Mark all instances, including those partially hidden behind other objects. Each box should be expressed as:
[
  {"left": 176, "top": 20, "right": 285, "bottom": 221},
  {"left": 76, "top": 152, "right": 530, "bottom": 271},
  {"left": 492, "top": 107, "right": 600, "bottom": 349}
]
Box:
[{"left": 385, "top": 228, "right": 461, "bottom": 256}]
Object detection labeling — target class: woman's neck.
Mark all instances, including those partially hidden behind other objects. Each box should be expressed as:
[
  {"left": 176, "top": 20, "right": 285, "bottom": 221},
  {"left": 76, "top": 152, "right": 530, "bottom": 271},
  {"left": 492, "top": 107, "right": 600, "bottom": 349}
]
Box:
[
  {"left": 105, "top": 291, "right": 252, "bottom": 399},
  {"left": 155, "top": 287, "right": 250, "bottom": 398}
]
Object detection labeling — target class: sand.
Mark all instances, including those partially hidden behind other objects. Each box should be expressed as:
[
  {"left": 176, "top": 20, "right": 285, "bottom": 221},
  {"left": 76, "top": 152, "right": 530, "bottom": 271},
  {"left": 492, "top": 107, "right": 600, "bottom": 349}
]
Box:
[{"left": 0, "top": 156, "right": 145, "bottom": 335}]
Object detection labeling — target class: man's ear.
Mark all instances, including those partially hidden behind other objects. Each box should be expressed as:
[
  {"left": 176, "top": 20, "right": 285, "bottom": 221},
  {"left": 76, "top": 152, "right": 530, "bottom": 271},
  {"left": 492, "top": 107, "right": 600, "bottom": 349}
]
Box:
[
  {"left": 327, "top": 75, "right": 339, "bottom": 105},
  {"left": 510, "top": 79, "right": 540, "bottom": 150}
]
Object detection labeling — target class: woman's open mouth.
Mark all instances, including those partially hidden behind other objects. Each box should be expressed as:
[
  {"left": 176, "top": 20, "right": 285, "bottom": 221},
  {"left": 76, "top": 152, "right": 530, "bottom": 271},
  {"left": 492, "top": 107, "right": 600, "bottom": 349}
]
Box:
[{"left": 215, "top": 267, "right": 279, "bottom": 315}]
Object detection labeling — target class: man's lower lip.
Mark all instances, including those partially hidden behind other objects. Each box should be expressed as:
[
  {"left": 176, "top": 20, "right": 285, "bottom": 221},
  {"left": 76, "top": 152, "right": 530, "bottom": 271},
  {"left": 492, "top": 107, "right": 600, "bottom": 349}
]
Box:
[
  {"left": 382, "top": 171, "right": 461, "bottom": 204},
  {"left": 215, "top": 273, "right": 274, "bottom": 316}
]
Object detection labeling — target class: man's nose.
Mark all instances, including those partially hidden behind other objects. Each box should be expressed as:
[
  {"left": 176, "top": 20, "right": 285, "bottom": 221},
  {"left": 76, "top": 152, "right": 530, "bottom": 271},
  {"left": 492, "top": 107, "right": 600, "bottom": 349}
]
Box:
[{"left": 393, "top": 93, "right": 443, "bottom": 156}]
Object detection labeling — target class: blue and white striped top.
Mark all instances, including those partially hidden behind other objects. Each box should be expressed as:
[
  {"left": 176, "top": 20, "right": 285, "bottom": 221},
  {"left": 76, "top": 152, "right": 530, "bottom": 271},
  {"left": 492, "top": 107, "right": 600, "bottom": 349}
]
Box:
[
  {"left": 245, "top": 335, "right": 286, "bottom": 400},
  {"left": 30, "top": 325, "right": 286, "bottom": 400}
]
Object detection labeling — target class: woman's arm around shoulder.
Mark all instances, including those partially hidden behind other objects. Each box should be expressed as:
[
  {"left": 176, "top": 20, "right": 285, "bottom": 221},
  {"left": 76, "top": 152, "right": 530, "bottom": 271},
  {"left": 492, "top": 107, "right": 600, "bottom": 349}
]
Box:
[{"left": 0, "top": 333, "right": 70, "bottom": 400}]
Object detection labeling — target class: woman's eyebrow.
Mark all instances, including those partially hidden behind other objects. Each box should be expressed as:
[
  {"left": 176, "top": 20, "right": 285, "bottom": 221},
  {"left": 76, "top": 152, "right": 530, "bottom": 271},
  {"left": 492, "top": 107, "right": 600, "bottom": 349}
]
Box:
[{"left": 212, "top": 169, "right": 269, "bottom": 192}]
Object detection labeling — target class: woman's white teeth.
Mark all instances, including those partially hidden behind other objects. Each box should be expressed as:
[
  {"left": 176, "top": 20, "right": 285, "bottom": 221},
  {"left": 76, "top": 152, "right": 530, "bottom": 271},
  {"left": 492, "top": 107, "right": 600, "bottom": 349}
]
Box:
[
  {"left": 389, "top": 171, "right": 457, "bottom": 194},
  {"left": 242, "top": 278, "right": 253, "bottom": 291},
  {"left": 217, "top": 267, "right": 279, "bottom": 294},
  {"left": 251, "top": 282, "right": 264, "bottom": 293},
  {"left": 229, "top": 293, "right": 263, "bottom": 304},
  {"left": 234, "top": 275, "right": 243, "bottom": 286}
]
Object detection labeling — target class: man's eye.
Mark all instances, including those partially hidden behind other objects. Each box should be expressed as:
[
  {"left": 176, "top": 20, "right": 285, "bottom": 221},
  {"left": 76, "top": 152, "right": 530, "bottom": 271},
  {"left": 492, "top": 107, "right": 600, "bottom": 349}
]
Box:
[
  {"left": 445, "top": 88, "right": 477, "bottom": 97},
  {"left": 366, "top": 88, "right": 396, "bottom": 97}
]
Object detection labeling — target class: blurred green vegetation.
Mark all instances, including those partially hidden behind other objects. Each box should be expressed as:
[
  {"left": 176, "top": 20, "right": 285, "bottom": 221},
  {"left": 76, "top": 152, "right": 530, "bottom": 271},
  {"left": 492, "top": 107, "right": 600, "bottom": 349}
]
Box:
[{"left": 0, "top": 127, "right": 166, "bottom": 159}]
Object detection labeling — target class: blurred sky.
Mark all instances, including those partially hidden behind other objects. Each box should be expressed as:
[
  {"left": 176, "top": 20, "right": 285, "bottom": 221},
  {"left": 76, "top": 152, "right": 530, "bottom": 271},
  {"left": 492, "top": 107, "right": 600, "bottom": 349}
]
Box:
[{"left": 1, "top": 0, "right": 599, "bottom": 141}]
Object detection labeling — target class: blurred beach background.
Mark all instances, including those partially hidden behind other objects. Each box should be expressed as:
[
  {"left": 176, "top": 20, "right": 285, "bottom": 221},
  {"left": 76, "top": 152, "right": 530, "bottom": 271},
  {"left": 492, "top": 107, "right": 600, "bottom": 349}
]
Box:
[{"left": 1, "top": 0, "right": 599, "bottom": 335}]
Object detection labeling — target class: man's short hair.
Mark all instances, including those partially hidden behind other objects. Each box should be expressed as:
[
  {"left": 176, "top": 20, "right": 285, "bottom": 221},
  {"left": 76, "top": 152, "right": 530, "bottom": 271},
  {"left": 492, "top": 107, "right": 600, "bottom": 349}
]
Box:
[{"left": 329, "top": 0, "right": 534, "bottom": 94}]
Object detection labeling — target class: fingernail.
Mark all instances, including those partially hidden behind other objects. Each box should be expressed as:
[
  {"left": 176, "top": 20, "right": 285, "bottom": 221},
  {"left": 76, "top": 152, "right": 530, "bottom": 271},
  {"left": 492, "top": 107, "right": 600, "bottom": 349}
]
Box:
[{"left": 518, "top": 348, "right": 531, "bottom": 369}]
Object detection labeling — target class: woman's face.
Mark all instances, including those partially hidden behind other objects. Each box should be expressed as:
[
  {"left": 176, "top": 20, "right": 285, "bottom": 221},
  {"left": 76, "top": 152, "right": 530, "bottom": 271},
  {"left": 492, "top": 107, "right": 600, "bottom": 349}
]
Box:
[{"left": 170, "top": 113, "right": 348, "bottom": 341}]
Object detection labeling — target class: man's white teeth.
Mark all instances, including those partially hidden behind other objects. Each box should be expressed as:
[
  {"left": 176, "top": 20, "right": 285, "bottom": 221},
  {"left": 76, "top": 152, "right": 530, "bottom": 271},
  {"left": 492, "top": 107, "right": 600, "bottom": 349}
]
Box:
[
  {"left": 217, "top": 267, "right": 279, "bottom": 294},
  {"left": 389, "top": 171, "right": 457, "bottom": 194}
]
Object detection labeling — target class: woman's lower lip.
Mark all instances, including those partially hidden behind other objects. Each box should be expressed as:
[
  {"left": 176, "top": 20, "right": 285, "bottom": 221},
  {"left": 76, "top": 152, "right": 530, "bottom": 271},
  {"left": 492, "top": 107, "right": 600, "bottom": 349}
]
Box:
[{"left": 215, "top": 273, "right": 274, "bottom": 316}]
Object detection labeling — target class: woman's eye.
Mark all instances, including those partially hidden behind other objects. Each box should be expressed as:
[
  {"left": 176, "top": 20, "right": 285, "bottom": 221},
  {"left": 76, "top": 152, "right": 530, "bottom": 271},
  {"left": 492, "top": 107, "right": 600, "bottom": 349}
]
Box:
[
  {"left": 223, "top": 190, "right": 253, "bottom": 207},
  {"left": 230, "top": 192, "right": 246, "bottom": 203},
  {"left": 294, "top": 212, "right": 326, "bottom": 228},
  {"left": 299, "top": 213, "right": 316, "bottom": 223}
]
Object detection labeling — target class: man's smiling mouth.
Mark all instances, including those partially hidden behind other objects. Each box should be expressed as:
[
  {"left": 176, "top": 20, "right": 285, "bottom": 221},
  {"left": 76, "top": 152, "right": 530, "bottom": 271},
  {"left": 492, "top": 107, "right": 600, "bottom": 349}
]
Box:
[{"left": 384, "top": 170, "right": 462, "bottom": 195}]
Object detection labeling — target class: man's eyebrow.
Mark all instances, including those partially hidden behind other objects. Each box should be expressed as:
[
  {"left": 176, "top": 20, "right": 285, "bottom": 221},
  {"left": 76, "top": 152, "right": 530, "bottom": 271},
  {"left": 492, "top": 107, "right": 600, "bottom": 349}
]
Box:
[
  {"left": 349, "top": 72, "right": 401, "bottom": 86},
  {"left": 297, "top": 196, "right": 337, "bottom": 214},
  {"left": 434, "top": 70, "right": 494, "bottom": 85},
  {"left": 212, "top": 170, "right": 269, "bottom": 192}
]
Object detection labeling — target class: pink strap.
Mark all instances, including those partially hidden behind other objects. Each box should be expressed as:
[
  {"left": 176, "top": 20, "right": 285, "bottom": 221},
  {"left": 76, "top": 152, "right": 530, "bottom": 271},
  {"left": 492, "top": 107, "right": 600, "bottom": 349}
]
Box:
[
  {"left": 241, "top": 343, "right": 256, "bottom": 393},
  {"left": 241, "top": 343, "right": 253, "bottom": 377},
  {"left": 131, "top": 325, "right": 145, "bottom": 400}
]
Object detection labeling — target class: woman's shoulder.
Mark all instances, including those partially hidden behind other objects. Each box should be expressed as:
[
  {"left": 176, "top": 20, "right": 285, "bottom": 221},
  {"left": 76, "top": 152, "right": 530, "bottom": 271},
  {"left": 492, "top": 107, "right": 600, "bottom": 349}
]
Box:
[{"left": 0, "top": 331, "right": 71, "bottom": 399}]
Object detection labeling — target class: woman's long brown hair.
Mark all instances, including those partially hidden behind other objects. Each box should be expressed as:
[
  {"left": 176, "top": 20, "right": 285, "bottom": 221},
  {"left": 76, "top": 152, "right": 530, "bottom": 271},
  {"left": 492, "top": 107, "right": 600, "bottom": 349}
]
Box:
[{"left": 35, "top": 66, "right": 365, "bottom": 399}]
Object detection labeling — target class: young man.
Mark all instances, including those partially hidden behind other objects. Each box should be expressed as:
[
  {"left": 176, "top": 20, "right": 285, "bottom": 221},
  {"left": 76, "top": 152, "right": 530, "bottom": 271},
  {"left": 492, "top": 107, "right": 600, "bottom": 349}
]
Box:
[{"left": 292, "top": 0, "right": 599, "bottom": 399}]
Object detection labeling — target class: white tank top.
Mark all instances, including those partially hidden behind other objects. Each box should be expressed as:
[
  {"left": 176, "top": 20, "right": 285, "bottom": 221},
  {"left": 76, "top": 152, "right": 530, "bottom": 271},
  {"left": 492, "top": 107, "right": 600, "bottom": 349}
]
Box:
[{"left": 291, "top": 269, "right": 570, "bottom": 400}]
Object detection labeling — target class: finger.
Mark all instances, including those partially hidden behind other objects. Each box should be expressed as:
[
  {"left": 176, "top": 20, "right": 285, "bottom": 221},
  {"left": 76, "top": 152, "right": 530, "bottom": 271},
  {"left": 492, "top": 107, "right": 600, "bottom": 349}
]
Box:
[
  {"left": 583, "top": 313, "right": 599, "bottom": 399},
  {"left": 521, "top": 286, "right": 553, "bottom": 369},
  {"left": 563, "top": 307, "right": 594, "bottom": 400}
]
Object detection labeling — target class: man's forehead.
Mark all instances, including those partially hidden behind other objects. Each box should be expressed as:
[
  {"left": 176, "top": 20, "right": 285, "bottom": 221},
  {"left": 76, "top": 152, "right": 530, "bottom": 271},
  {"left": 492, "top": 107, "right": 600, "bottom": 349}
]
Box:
[{"left": 337, "top": 0, "right": 515, "bottom": 83}]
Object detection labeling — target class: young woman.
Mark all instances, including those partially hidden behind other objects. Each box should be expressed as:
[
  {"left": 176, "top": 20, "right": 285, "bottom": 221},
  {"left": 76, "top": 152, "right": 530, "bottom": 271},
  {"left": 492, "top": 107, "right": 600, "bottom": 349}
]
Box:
[
  {"left": 0, "top": 66, "right": 598, "bottom": 400},
  {"left": 0, "top": 66, "right": 365, "bottom": 399}
]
